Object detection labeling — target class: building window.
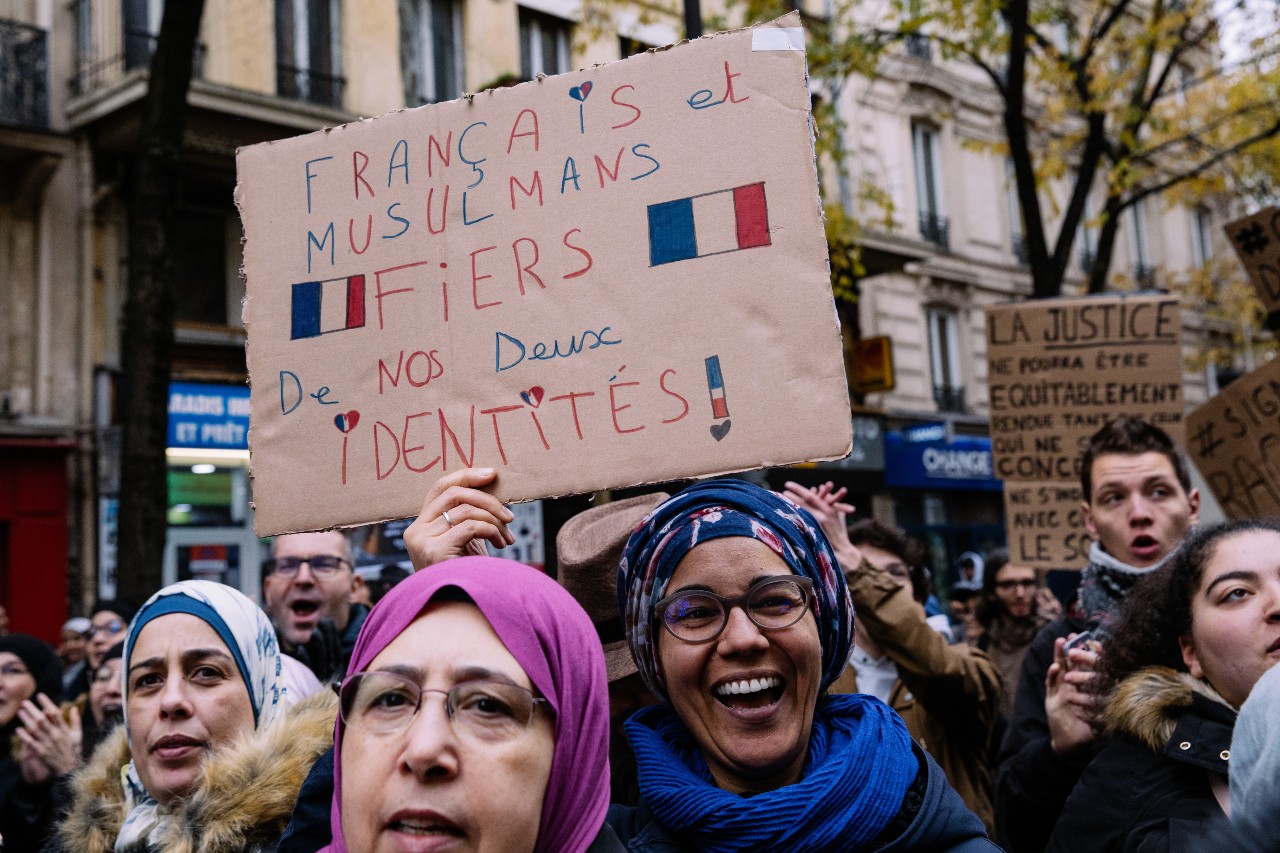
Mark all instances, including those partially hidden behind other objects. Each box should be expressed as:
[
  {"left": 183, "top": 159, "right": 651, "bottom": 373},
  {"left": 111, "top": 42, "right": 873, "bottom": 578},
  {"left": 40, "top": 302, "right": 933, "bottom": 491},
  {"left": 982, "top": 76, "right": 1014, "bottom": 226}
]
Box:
[
  {"left": 172, "top": 208, "right": 230, "bottom": 327},
  {"left": 123, "top": 0, "right": 164, "bottom": 71},
  {"left": 404, "top": 0, "right": 464, "bottom": 105},
  {"left": 519, "top": 7, "right": 570, "bottom": 80},
  {"left": 927, "top": 307, "right": 965, "bottom": 412},
  {"left": 1130, "top": 200, "right": 1154, "bottom": 286},
  {"left": 619, "top": 35, "right": 650, "bottom": 59},
  {"left": 276, "top": 0, "right": 344, "bottom": 108},
  {"left": 913, "top": 122, "right": 948, "bottom": 249},
  {"left": 1191, "top": 205, "right": 1212, "bottom": 268}
]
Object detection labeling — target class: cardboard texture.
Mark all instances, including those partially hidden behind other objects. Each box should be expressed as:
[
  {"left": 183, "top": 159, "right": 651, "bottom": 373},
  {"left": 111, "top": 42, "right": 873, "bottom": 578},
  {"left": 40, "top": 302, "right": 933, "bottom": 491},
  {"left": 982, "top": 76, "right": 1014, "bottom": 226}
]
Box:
[
  {"left": 1224, "top": 206, "right": 1280, "bottom": 323},
  {"left": 1002, "top": 480, "right": 1089, "bottom": 571},
  {"left": 237, "top": 13, "right": 851, "bottom": 536},
  {"left": 1185, "top": 356, "right": 1280, "bottom": 520},
  {"left": 986, "top": 293, "right": 1183, "bottom": 570}
]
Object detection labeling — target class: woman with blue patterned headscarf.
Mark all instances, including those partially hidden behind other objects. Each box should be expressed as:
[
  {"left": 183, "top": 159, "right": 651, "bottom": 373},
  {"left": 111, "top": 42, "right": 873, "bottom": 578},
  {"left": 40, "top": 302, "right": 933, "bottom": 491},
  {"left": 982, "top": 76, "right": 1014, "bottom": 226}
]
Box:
[
  {"left": 51, "top": 580, "right": 338, "bottom": 853},
  {"left": 607, "top": 480, "right": 998, "bottom": 852}
]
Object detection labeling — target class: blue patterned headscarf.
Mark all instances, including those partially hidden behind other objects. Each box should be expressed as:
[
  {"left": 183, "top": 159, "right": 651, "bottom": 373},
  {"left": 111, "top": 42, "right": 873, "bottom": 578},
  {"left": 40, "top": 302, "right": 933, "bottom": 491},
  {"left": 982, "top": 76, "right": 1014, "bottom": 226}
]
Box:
[
  {"left": 618, "top": 479, "right": 853, "bottom": 702},
  {"left": 116, "top": 580, "right": 284, "bottom": 850}
]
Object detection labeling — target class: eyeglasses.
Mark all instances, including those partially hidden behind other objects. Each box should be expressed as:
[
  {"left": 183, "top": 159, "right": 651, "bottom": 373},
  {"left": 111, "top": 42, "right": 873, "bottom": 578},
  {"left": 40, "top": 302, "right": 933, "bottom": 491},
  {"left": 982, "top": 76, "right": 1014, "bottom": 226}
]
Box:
[
  {"left": 0, "top": 663, "right": 31, "bottom": 678},
  {"left": 338, "top": 672, "right": 550, "bottom": 740},
  {"left": 265, "top": 555, "right": 350, "bottom": 577},
  {"left": 92, "top": 666, "right": 119, "bottom": 684},
  {"left": 995, "top": 580, "right": 1038, "bottom": 592},
  {"left": 90, "top": 619, "right": 126, "bottom": 636},
  {"left": 655, "top": 576, "right": 815, "bottom": 643}
]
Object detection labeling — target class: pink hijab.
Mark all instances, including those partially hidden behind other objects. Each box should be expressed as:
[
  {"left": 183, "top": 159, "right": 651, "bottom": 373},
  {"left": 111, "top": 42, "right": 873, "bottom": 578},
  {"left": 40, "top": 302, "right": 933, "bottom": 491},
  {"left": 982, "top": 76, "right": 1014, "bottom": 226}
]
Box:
[{"left": 322, "top": 556, "right": 611, "bottom": 853}]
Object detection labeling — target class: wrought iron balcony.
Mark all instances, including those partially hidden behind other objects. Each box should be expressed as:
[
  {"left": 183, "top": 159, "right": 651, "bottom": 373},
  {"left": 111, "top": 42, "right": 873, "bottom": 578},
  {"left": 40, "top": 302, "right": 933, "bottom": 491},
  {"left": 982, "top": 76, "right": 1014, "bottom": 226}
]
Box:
[
  {"left": 0, "top": 19, "right": 48, "bottom": 128},
  {"left": 919, "top": 211, "right": 950, "bottom": 250},
  {"left": 905, "top": 33, "right": 932, "bottom": 61},
  {"left": 1012, "top": 233, "right": 1030, "bottom": 265},
  {"left": 277, "top": 64, "right": 346, "bottom": 109},
  {"left": 934, "top": 385, "right": 966, "bottom": 413},
  {"left": 72, "top": 25, "right": 205, "bottom": 97}
]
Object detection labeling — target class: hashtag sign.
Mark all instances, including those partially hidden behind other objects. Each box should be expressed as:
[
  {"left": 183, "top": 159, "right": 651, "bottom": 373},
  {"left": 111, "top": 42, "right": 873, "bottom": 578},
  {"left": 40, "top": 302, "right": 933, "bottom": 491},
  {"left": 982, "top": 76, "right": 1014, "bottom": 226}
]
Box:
[{"left": 1224, "top": 207, "right": 1280, "bottom": 319}]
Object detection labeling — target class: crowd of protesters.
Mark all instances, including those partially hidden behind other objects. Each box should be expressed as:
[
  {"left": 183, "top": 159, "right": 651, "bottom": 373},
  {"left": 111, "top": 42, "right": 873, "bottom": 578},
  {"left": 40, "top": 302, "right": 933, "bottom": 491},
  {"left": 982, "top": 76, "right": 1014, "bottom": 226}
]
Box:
[{"left": 2, "top": 415, "right": 1278, "bottom": 852}]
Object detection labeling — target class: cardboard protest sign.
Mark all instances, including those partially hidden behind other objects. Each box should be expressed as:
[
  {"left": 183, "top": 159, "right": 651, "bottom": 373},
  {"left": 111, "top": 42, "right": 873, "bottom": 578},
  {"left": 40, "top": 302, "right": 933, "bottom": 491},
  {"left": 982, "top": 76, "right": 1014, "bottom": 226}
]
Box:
[
  {"left": 237, "top": 13, "right": 851, "bottom": 535},
  {"left": 986, "top": 293, "right": 1183, "bottom": 569},
  {"left": 1224, "top": 207, "right": 1280, "bottom": 327},
  {"left": 1185, "top": 356, "right": 1280, "bottom": 520},
  {"left": 1002, "top": 480, "right": 1090, "bottom": 570}
]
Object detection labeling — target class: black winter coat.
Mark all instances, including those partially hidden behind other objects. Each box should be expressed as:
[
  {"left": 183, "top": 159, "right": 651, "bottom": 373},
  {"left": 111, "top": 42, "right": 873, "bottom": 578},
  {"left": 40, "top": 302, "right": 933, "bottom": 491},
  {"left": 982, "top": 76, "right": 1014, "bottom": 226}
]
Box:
[{"left": 1046, "top": 667, "right": 1233, "bottom": 853}]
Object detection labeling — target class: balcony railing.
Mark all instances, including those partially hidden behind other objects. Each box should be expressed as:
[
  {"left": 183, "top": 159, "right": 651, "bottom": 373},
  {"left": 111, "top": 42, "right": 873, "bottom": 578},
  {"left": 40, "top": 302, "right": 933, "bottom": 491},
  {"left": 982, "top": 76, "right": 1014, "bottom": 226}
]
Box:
[
  {"left": 920, "top": 211, "right": 950, "bottom": 250},
  {"left": 1079, "top": 248, "right": 1096, "bottom": 274},
  {"left": 72, "top": 24, "right": 205, "bottom": 97},
  {"left": 0, "top": 19, "right": 48, "bottom": 128},
  {"left": 277, "top": 64, "right": 345, "bottom": 109},
  {"left": 905, "top": 33, "right": 932, "bottom": 61},
  {"left": 934, "top": 385, "right": 966, "bottom": 413},
  {"left": 1012, "top": 233, "right": 1030, "bottom": 265}
]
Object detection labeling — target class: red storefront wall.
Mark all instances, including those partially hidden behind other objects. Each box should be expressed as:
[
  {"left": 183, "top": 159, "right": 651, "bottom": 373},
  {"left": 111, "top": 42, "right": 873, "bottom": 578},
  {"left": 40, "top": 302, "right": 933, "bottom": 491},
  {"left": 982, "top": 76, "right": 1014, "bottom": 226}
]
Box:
[{"left": 0, "top": 442, "right": 72, "bottom": 645}]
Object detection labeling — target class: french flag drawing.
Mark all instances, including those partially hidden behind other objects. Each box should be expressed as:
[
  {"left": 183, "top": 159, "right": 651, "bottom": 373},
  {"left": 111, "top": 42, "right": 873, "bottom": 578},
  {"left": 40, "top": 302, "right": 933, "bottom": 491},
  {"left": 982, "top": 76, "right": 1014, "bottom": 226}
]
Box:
[
  {"left": 290, "top": 275, "right": 366, "bottom": 340},
  {"left": 647, "top": 182, "right": 771, "bottom": 266}
]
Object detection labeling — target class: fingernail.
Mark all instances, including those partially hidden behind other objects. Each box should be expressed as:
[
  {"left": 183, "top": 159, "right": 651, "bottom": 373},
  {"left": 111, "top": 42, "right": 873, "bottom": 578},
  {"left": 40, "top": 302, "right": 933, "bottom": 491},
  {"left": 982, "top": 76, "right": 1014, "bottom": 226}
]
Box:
[{"left": 479, "top": 467, "right": 495, "bottom": 476}]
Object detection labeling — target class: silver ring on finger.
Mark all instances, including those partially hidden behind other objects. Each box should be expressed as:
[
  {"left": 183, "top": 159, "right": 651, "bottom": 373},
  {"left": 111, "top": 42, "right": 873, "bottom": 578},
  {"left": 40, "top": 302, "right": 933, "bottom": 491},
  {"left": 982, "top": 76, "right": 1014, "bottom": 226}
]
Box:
[{"left": 442, "top": 509, "right": 455, "bottom": 528}]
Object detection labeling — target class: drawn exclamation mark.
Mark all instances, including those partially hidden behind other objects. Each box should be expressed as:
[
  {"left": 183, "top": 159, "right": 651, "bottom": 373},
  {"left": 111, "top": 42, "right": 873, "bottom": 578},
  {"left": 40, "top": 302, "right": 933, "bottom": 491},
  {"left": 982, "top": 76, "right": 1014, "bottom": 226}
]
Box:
[{"left": 706, "top": 355, "right": 732, "bottom": 441}]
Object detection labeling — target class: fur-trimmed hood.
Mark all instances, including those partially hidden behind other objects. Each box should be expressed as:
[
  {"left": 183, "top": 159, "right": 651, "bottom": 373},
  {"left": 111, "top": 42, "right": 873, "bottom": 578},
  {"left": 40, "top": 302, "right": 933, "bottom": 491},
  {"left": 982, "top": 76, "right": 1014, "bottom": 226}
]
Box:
[
  {"left": 1105, "top": 666, "right": 1233, "bottom": 753},
  {"left": 54, "top": 688, "right": 337, "bottom": 853}
]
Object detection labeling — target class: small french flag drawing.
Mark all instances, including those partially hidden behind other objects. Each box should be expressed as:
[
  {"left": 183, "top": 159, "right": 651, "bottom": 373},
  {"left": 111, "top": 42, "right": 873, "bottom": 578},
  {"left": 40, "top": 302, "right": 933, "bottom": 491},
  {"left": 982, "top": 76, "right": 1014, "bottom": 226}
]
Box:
[
  {"left": 706, "top": 355, "right": 729, "bottom": 419},
  {"left": 290, "top": 275, "right": 366, "bottom": 340},
  {"left": 647, "top": 182, "right": 771, "bottom": 266}
]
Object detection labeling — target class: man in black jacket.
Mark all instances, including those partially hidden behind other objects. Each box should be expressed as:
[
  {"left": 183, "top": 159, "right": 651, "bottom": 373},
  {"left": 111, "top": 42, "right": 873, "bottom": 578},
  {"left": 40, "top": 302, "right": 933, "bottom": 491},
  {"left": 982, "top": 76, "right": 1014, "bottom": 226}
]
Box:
[{"left": 994, "top": 417, "right": 1200, "bottom": 852}]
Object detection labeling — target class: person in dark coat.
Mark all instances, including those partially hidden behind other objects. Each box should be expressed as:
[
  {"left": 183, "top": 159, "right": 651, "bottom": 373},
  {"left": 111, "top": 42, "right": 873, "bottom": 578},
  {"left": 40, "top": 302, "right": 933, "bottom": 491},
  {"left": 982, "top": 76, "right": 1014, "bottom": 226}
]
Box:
[
  {"left": 0, "top": 633, "right": 64, "bottom": 851},
  {"left": 1047, "top": 519, "right": 1280, "bottom": 851},
  {"left": 608, "top": 481, "right": 998, "bottom": 851},
  {"left": 996, "top": 417, "right": 1200, "bottom": 852}
]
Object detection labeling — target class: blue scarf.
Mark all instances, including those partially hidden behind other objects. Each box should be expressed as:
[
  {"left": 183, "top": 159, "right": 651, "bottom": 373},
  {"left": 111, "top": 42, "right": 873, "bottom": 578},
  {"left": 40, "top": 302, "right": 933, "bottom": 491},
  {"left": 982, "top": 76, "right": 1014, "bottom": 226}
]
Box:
[{"left": 626, "top": 694, "right": 916, "bottom": 852}]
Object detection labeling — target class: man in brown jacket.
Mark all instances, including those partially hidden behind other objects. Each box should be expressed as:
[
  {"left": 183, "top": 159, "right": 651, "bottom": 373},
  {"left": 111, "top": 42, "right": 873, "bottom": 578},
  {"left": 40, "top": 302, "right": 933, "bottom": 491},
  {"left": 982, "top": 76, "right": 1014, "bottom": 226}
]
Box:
[{"left": 785, "top": 483, "right": 1002, "bottom": 836}]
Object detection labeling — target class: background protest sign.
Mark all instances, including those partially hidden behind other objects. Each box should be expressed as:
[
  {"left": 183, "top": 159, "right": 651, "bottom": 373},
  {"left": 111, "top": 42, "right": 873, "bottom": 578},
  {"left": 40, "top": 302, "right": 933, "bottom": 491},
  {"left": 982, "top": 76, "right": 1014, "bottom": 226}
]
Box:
[
  {"left": 1002, "top": 480, "right": 1090, "bottom": 569},
  {"left": 1186, "top": 356, "right": 1280, "bottom": 520},
  {"left": 238, "top": 14, "right": 851, "bottom": 536},
  {"left": 1224, "top": 206, "right": 1280, "bottom": 327},
  {"left": 986, "top": 293, "right": 1183, "bottom": 569}
]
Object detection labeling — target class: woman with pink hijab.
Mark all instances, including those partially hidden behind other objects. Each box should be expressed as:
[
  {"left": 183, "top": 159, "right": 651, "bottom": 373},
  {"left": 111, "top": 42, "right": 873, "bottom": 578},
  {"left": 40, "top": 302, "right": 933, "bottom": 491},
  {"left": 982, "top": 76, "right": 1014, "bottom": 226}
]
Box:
[{"left": 319, "top": 556, "right": 617, "bottom": 852}]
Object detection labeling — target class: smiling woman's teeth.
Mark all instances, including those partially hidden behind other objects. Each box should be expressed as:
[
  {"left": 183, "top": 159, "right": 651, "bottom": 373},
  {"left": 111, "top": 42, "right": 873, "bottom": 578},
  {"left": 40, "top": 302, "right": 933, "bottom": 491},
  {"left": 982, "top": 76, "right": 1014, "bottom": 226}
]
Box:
[{"left": 716, "top": 676, "right": 781, "bottom": 696}]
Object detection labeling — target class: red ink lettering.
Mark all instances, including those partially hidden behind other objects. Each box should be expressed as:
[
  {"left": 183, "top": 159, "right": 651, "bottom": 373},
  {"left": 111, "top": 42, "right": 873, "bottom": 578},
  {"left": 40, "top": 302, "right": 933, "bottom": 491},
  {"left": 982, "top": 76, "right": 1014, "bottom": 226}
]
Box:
[
  {"left": 509, "top": 172, "right": 544, "bottom": 210},
  {"left": 378, "top": 352, "right": 404, "bottom": 393},
  {"left": 610, "top": 85, "right": 642, "bottom": 129},
  {"left": 562, "top": 228, "right": 593, "bottom": 280},
  {"left": 470, "top": 246, "right": 501, "bottom": 310},
  {"left": 724, "top": 61, "right": 748, "bottom": 104},
  {"left": 427, "top": 132, "right": 452, "bottom": 178},
  {"left": 513, "top": 237, "right": 545, "bottom": 295},
  {"left": 659, "top": 368, "right": 690, "bottom": 423},
  {"left": 507, "top": 109, "right": 540, "bottom": 153},
  {"left": 349, "top": 214, "right": 373, "bottom": 255},
  {"left": 405, "top": 349, "right": 444, "bottom": 387},
  {"left": 426, "top": 185, "right": 449, "bottom": 235},
  {"left": 374, "top": 421, "right": 400, "bottom": 480},
  {"left": 609, "top": 381, "right": 645, "bottom": 434},
  {"left": 595, "top": 148, "right": 625, "bottom": 187},
  {"left": 353, "top": 150, "right": 374, "bottom": 199},
  {"left": 402, "top": 411, "right": 441, "bottom": 473},
  {"left": 439, "top": 407, "right": 476, "bottom": 469},
  {"left": 480, "top": 404, "right": 523, "bottom": 465},
  {"left": 549, "top": 391, "right": 595, "bottom": 440},
  {"left": 529, "top": 410, "right": 550, "bottom": 450},
  {"left": 374, "top": 262, "right": 429, "bottom": 329}
]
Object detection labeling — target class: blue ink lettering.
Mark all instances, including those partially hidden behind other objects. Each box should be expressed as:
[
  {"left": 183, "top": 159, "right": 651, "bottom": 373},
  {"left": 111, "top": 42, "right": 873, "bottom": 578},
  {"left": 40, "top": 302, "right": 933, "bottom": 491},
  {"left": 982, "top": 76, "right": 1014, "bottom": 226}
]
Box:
[
  {"left": 631, "top": 144, "right": 661, "bottom": 180},
  {"left": 459, "top": 122, "right": 488, "bottom": 189},
  {"left": 383, "top": 202, "right": 410, "bottom": 239},
  {"left": 307, "top": 222, "right": 335, "bottom": 273},
  {"left": 388, "top": 139, "right": 410, "bottom": 187},
  {"left": 280, "top": 371, "right": 303, "bottom": 415},
  {"left": 305, "top": 156, "right": 333, "bottom": 214},
  {"left": 462, "top": 191, "right": 494, "bottom": 225},
  {"left": 561, "top": 156, "right": 582, "bottom": 193}
]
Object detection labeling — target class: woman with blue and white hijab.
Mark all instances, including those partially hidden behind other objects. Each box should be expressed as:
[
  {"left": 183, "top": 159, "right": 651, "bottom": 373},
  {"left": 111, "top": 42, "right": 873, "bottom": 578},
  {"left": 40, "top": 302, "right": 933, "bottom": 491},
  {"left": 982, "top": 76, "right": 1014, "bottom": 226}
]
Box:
[{"left": 51, "top": 580, "right": 335, "bottom": 853}]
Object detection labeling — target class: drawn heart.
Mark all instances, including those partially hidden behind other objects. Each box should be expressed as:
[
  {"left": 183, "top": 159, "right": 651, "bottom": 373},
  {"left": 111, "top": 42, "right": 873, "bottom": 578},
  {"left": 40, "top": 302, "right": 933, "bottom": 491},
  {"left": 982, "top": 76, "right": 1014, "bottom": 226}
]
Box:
[
  {"left": 520, "top": 386, "right": 546, "bottom": 408},
  {"left": 710, "top": 420, "right": 731, "bottom": 442},
  {"left": 569, "top": 81, "right": 593, "bottom": 101},
  {"left": 334, "top": 411, "right": 360, "bottom": 433}
]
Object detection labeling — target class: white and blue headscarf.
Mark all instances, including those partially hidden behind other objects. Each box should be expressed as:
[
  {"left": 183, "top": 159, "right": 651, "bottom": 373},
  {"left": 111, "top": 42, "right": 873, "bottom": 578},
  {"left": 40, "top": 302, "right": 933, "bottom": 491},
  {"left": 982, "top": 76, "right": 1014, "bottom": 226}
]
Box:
[{"left": 115, "top": 580, "right": 284, "bottom": 851}]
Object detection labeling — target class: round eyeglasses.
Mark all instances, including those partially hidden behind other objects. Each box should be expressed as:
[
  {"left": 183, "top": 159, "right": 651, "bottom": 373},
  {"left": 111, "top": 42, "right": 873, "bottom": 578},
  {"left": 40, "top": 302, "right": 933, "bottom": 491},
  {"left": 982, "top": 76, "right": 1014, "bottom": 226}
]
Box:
[
  {"left": 655, "top": 576, "right": 815, "bottom": 643},
  {"left": 265, "top": 555, "right": 350, "bottom": 577},
  {"left": 338, "top": 671, "right": 550, "bottom": 740}
]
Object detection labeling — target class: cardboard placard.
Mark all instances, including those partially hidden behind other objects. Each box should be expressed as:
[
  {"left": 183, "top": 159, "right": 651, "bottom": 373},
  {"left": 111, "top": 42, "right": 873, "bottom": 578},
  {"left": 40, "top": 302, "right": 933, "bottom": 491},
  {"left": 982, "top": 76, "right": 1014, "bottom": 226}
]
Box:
[
  {"left": 986, "top": 294, "right": 1184, "bottom": 484},
  {"left": 1185, "top": 356, "right": 1280, "bottom": 520},
  {"left": 1002, "top": 480, "right": 1090, "bottom": 570},
  {"left": 237, "top": 14, "right": 851, "bottom": 536},
  {"left": 1224, "top": 206, "right": 1280, "bottom": 323}
]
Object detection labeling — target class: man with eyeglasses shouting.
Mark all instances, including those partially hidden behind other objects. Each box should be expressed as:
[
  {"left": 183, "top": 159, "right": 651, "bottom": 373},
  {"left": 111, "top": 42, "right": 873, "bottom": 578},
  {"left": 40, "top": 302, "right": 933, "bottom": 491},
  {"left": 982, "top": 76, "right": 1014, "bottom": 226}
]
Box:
[
  {"left": 783, "top": 484, "right": 1003, "bottom": 838},
  {"left": 263, "top": 531, "right": 369, "bottom": 682}
]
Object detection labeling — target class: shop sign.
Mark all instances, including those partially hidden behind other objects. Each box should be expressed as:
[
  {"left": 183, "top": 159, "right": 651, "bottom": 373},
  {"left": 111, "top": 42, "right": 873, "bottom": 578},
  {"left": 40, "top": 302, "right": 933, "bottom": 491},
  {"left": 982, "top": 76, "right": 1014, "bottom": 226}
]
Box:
[
  {"left": 849, "top": 336, "right": 895, "bottom": 394},
  {"left": 816, "top": 415, "right": 884, "bottom": 471},
  {"left": 168, "top": 382, "right": 251, "bottom": 450},
  {"left": 885, "top": 429, "right": 1001, "bottom": 491}
]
